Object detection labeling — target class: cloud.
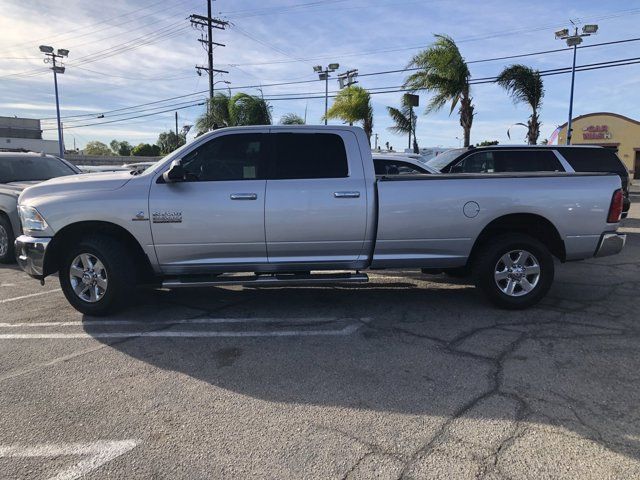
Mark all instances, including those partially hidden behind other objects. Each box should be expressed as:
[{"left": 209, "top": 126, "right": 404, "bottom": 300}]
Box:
[{"left": 2, "top": 0, "right": 639, "bottom": 148}]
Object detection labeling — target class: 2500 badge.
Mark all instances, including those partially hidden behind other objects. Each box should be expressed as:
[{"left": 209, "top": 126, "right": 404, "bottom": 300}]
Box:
[{"left": 152, "top": 211, "right": 182, "bottom": 223}]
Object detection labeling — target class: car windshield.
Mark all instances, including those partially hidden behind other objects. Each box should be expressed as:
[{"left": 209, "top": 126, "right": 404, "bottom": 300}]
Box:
[
  {"left": 425, "top": 148, "right": 468, "bottom": 172},
  {"left": 0, "top": 156, "right": 77, "bottom": 183}
]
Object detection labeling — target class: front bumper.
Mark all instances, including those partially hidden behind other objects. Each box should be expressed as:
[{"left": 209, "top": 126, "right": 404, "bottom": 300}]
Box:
[
  {"left": 14, "top": 235, "right": 51, "bottom": 278},
  {"left": 594, "top": 233, "right": 626, "bottom": 258}
]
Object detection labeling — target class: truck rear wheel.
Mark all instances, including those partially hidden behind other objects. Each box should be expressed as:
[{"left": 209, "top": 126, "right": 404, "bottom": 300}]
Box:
[
  {"left": 0, "top": 216, "right": 15, "bottom": 264},
  {"left": 473, "top": 233, "right": 554, "bottom": 309},
  {"left": 59, "top": 236, "right": 135, "bottom": 316}
]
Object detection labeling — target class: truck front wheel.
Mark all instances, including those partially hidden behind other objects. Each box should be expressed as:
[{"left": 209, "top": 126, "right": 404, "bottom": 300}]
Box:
[
  {"left": 473, "top": 233, "right": 554, "bottom": 309},
  {"left": 59, "top": 236, "right": 135, "bottom": 316}
]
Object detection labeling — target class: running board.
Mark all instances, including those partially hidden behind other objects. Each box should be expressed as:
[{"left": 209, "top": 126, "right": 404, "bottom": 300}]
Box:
[{"left": 162, "top": 272, "right": 369, "bottom": 289}]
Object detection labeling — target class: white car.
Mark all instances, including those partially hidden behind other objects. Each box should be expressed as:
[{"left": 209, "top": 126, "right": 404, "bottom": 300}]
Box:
[
  {"left": 78, "top": 165, "right": 129, "bottom": 173},
  {"left": 372, "top": 152, "right": 439, "bottom": 175}
]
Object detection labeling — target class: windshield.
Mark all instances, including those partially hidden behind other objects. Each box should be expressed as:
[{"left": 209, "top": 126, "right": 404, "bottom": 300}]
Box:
[
  {"left": 425, "top": 148, "right": 468, "bottom": 172},
  {"left": 0, "top": 156, "right": 77, "bottom": 183}
]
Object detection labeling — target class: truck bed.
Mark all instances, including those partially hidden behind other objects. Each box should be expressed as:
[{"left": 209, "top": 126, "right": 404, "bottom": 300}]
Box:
[{"left": 371, "top": 172, "right": 622, "bottom": 268}]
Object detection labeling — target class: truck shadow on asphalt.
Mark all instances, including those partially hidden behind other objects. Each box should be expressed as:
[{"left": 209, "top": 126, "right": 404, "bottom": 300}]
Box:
[{"left": 82, "top": 256, "right": 640, "bottom": 464}]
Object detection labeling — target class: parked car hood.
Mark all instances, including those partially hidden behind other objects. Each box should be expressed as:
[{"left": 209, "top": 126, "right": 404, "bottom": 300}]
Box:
[
  {"left": 19, "top": 171, "right": 133, "bottom": 204},
  {"left": 0, "top": 181, "right": 41, "bottom": 196}
]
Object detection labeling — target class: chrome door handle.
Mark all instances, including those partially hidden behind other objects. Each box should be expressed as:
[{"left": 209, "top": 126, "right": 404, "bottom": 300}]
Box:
[
  {"left": 230, "top": 193, "right": 258, "bottom": 200},
  {"left": 334, "top": 191, "right": 360, "bottom": 198}
]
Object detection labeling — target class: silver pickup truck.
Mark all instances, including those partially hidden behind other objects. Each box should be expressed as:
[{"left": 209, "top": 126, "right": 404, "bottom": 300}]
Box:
[{"left": 14, "top": 126, "right": 626, "bottom": 315}]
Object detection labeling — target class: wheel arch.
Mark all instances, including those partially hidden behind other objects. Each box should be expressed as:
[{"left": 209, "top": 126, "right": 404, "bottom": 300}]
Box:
[
  {"left": 43, "top": 220, "right": 155, "bottom": 281},
  {"left": 469, "top": 213, "right": 566, "bottom": 265}
]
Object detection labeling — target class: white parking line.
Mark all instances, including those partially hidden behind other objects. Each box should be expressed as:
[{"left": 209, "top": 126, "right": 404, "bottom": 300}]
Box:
[
  {"left": 0, "top": 316, "right": 361, "bottom": 328},
  {"left": 0, "top": 439, "right": 139, "bottom": 480},
  {"left": 0, "top": 323, "right": 362, "bottom": 339},
  {"left": 0, "top": 289, "right": 61, "bottom": 304}
]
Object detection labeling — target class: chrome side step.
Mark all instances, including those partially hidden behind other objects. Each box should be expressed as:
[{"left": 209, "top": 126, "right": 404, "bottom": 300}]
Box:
[{"left": 162, "top": 272, "right": 369, "bottom": 289}]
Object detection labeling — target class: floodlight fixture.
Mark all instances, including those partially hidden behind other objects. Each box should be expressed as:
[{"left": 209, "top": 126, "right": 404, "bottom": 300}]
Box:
[
  {"left": 554, "top": 28, "right": 569, "bottom": 39},
  {"left": 39, "top": 45, "right": 54, "bottom": 53},
  {"left": 328, "top": 63, "right": 339, "bottom": 71},
  {"left": 566, "top": 36, "right": 583, "bottom": 47},
  {"left": 582, "top": 24, "right": 598, "bottom": 34},
  {"left": 57, "top": 48, "right": 69, "bottom": 57},
  {"left": 313, "top": 65, "right": 322, "bottom": 73}
]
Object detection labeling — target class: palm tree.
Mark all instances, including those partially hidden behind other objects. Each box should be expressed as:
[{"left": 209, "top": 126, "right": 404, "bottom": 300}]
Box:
[
  {"left": 387, "top": 96, "right": 419, "bottom": 153},
  {"left": 325, "top": 86, "right": 373, "bottom": 145},
  {"left": 196, "top": 93, "right": 272, "bottom": 134},
  {"left": 404, "top": 34, "right": 474, "bottom": 147},
  {"left": 229, "top": 93, "right": 272, "bottom": 126},
  {"left": 496, "top": 64, "right": 544, "bottom": 145},
  {"left": 279, "top": 113, "right": 305, "bottom": 125}
]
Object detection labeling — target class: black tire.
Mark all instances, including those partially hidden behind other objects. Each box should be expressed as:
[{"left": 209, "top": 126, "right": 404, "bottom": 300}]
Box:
[
  {"left": 472, "top": 233, "right": 554, "bottom": 310},
  {"left": 59, "top": 235, "right": 136, "bottom": 316},
  {"left": 0, "top": 215, "right": 15, "bottom": 264}
]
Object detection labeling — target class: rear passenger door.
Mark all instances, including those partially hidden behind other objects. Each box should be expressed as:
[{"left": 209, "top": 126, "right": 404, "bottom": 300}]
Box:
[{"left": 264, "top": 130, "right": 367, "bottom": 265}]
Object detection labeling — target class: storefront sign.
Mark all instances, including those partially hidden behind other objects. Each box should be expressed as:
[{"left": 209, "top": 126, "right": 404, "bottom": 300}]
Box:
[{"left": 582, "top": 125, "right": 612, "bottom": 140}]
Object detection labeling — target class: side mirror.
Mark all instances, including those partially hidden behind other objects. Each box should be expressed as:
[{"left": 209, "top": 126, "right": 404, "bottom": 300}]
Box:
[{"left": 163, "top": 160, "right": 185, "bottom": 183}]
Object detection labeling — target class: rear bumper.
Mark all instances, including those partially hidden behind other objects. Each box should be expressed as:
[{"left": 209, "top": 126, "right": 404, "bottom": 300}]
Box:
[
  {"left": 14, "top": 235, "right": 51, "bottom": 279},
  {"left": 594, "top": 233, "right": 626, "bottom": 258}
]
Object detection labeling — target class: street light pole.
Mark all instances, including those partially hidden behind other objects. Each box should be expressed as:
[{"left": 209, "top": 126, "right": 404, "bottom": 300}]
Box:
[
  {"left": 555, "top": 23, "right": 599, "bottom": 145},
  {"left": 324, "top": 74, "right": 329, "bottom": 125},
  {"left": 313, "top": 63, "right": 339, "bottom": 125},
  {"left": 51, "top": 56, "right": 64, "bottom": 158},
  {"left": 40, "top": 45, "right": 68, "bottom": 158},
  {"left": 567, "top": 36, "right": 578, "bottom": 145}
]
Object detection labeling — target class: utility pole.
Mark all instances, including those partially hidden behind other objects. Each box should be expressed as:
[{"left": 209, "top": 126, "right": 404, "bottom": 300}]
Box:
[
  {"left": 314, "top": 64, "right": 339, "bottom": 125},
  {"left": 191, "top": 2, "right": 228, "bottom": 103},
  {"left": 374, "top": 133, "right": 379, "bottom": 150},
  {"left": 175, "top": 111, "right": 179, "bottom": 150},
  {"left": 337, "top": 69, "right": 358, "bottom": 90},
  {"left": 39, "top": 45, "right": 68, "bottom": 158},
  {"left": 555, "top": 22, "right": 599, "bottom": 145},
  {"left": 337, "top": 69, "right": 358, "bottom": 125}
]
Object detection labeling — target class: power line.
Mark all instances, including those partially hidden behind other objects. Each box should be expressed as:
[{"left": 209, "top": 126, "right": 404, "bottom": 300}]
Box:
[
  {"left": 42, "top": 57, "right": 640, "bottom": 130},
  {"left": 43, "top": 102, "right": 205, "bottom": 131},
  {"left": 40, "top": 36, "right": 640, "bottom": 122},
  {"left": 0, "top": 20, "right": 190, "bottom": 79}
]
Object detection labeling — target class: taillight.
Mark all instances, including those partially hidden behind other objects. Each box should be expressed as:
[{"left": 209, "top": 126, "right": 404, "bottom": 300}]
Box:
[{"left": 607, "top": 189, "right": 623, "bottom": 223}]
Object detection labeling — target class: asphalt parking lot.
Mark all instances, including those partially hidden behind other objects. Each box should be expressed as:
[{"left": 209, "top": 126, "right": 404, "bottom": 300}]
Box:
[{"left": 1, "top": 199, "right": 639, "bottom": 480}]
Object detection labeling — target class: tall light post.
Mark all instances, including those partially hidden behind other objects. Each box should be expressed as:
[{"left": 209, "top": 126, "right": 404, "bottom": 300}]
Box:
[
  {"left": 555, "top": 23, "right": 598, "bottom": 145},
  {"left": 39, "top": 45, "right": 68, "bottom": 158},
  {"left": 314, "top": 63, "right": 339, "bottom": 125}
]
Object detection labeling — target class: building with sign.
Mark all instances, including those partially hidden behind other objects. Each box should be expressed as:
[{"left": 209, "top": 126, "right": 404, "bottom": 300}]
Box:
[{"left": 556, "top": 112, "right": 640, "bottom": 179}]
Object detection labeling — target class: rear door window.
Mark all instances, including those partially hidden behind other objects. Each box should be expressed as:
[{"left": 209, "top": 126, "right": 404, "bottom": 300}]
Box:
[
  {"left": 558, "top": 148, "right": 628, "bottom": 176},
  {"left": 453, "top": 150, "right": 561, "bottom": 173},
  {"left": 270, "top": 133, "right": 348, "bottom": 179},
  {"left": 494, "top": 150, "right": 562, "bottom": 172}
]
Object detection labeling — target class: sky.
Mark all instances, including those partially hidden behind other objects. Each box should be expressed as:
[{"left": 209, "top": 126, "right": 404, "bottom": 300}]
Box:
[{"left": 1, "top": 0, "right": 639, "bottom": 151}]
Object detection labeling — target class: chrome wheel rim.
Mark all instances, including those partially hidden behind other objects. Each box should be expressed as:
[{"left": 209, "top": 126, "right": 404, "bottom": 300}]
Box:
[
  {"left": 494, "top": 249, "right": 540, "bottom": 297},
  {"left": 0, "top": 225, "right": 8, "bottom": 257},
  {"left": 69, "top": 253, "right": 108, "bottom": 303}
]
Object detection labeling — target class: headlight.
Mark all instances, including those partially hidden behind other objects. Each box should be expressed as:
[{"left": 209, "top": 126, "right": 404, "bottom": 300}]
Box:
[{"left": 18, "top": 205, "right": 48, "bottom": 231}]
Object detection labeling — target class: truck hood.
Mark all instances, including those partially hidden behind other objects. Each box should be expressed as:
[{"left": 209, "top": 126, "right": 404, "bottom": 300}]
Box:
[{"left": 19, "top": 171, "right": 133, "bottom": 204}]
